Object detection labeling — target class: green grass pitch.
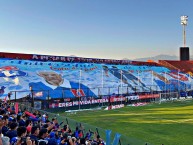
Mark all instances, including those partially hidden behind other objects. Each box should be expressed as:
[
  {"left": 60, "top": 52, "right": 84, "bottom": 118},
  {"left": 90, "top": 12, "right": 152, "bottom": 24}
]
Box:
[{"left": 57, "top": 100, "right": 193, "bottom": 145}]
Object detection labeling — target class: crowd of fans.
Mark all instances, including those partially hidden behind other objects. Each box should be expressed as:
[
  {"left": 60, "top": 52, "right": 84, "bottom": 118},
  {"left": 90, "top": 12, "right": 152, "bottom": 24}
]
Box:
[{"left": 0, "top": 100, "right": 105, "bottom": 145}]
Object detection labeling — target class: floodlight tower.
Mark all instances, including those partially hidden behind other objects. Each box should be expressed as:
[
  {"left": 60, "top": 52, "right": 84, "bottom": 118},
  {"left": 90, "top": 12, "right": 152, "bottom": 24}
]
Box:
[
  {"left": 181, "top": 15, "right": 188, "bottom": 47},
  {"left": 180, "top": 15, "right": 189, "bottom": 61}
]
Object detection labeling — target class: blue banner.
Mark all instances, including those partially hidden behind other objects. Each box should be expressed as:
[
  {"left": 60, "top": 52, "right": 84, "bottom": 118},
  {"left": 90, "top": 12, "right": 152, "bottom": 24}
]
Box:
[
  {"left": 112, "top": 133, "right": 121, "bottom": 145},
  {"left": 105, "top": 130, "right": 112, "bottom": 145}
]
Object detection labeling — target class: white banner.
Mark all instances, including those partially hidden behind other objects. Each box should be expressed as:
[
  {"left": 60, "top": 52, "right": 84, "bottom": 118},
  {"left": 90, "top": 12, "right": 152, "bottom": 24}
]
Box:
[{"left": 126, "top": 95, "right": 139, "bottom": 100}]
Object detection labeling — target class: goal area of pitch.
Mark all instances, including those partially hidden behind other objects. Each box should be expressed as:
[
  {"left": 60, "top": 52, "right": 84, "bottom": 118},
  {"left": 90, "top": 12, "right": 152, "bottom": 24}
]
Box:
[{"left": 156, "top": 92, "right": 179, "bottom": 103}]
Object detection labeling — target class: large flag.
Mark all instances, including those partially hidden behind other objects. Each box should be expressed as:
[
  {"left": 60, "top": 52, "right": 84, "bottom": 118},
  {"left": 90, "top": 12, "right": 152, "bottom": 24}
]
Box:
[
  {"left": 15, "top": 102, "right": 19, "bottom": 114},
  {"left": 4, "top": 95, "right": 8, "bottom": 103},
  {"left": 105, "top": 130, "right": 112, "bottom": 145},
  {"left": 112, "top": 133, "right": 121, "bottom": 145}
]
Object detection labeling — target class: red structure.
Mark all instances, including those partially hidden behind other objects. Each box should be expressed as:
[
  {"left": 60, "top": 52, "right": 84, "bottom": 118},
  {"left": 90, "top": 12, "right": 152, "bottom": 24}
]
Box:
[{"left": 159, "top": 60, "right": 193, "bottom": 73}]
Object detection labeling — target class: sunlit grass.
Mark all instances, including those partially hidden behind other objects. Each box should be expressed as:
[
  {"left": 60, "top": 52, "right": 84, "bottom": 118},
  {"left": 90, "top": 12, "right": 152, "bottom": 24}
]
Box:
[{"left": 57, "top": 100, "right": 193, "bottom": 145}]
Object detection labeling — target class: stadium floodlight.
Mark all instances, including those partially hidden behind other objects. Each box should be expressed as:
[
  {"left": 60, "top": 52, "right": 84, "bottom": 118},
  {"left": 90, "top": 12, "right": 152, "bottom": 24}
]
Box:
[
  {"left": 181, "top": 15, "right": 188, "bottom": 25},
  {"left": 180, "top": 15, "right": 188, "bottom": 47}
]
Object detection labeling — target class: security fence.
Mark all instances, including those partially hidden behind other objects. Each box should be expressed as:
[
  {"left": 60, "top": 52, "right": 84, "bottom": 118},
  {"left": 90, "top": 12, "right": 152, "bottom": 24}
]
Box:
[{"left": 9, "top": 83, "right": 191, "bottom": 110}]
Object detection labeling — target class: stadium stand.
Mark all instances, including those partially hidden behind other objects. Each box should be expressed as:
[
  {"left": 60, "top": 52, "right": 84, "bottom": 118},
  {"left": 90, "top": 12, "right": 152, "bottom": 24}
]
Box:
[
  {"left": 159, "top": 60, "right": 193, "bottom": 73},
  {"left": 0, "top": 100, "right": 106, "bottom": 145},
  {"left": 0, "top": 52, "right": 192, "bottom": 103},
  {"left": 1, "top": 52, "right": 193, "bottom": 145}
]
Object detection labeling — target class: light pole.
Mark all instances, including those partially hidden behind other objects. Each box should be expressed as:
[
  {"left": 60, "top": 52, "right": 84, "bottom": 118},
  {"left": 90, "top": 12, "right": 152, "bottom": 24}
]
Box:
[
  {"left": 101, "top": 69, "right": 104, "bottom": 106},
  {"left": 120, "top": 70, "right": 123, "bottom": 104},
  {"left": 180, "top": 15, "right": 189, "bottom": 61},
  {"left": 180, "top": 16, "right": 188, "bottom": 47}
]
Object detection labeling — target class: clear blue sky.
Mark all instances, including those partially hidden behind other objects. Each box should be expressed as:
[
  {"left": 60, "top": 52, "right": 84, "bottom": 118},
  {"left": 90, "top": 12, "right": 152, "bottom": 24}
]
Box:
[{"left": 0, "top": 0, "right": 193, "bottom": 60}]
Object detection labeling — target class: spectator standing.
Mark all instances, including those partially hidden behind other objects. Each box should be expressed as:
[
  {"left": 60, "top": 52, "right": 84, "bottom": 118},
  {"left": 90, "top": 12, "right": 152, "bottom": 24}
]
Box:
[
  {"left": 30, "top": 126, "right": 40, "bottom": 145},
  {"left": 6, "top": 122, "right": 18, "bottom": 140}
]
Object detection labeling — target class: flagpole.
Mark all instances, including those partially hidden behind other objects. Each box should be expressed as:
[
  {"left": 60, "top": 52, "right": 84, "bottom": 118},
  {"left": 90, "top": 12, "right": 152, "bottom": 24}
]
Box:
[
  {"left": 120, "top": 70, "right": 123, "bottom": 104},
  {"left": 138, "top": 70, "right": 140, "bottom": 88},
  {"left": 102, "top": 69, "right": 104, "bottom": 94},
  {"left": 178, "top": 70, "right": 179, "bottom": 92},
  {"left": 102, "top": 69, "right": 104, "bottom": 106},
  {"left": 79, "top": 70, "right": 82, "bottom": 110},
  {"left": 165, "top": 72, "right": 167, "bottom": 92},
  {"left": 151, "top": 70, "right": 153, "bottom": 91},
  {"left": 189, "top": 72, "right": 192, "bottom": 90}
]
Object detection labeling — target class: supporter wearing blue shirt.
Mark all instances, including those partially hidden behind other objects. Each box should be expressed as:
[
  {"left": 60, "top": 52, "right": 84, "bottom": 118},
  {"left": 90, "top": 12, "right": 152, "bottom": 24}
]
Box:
[
  {"left": 38, "top": 128, "right": 49, "bottom": 145},
  {"left": 1, "top": 115, "right": 9, "bottom": 136},
  {"left": 48, "top": 132, "right": 58, "bottom": 145},
  {"left": 19, "top": 118, "right": 26, "bottom": 127},
  {"left": 29, "top": 126, "right": 40, "bottom": 145},
  {"left": 11, "top": 126, "right": 33, "bottom": 145},
  {"left": 6, "top": 122, "right": 17, "bottom": 140}
]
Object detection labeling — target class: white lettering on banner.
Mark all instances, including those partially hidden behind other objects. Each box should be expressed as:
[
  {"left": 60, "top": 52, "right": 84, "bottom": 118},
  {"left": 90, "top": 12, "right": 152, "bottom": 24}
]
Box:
[
  {"left": 114, "top": 97, "right": 125, "bottom": 102},
  {"left": 105, "top": 99, "right": 108, "bottom": 102},
  {"left": 80, "top": 101, "right": 84, "bottom": 105},
  {"left": 70, "top": 57, "right": 75, "bottom": 62},
  {"left": 53, "top": 56, "right": 60, "bottom": 61},
  {"left": 66, "top": 102, "right": 72, "bottom": 107},
  {"left": 66, "top": 57, "right": 70, "bottom": 61},
  {"left": 73, "top": 101, "right": 78, "bottom": 106},
  {"left": 59, "top": 103, "right": 65, "bottom": 107},
  {"left": 32, "top": 55, "right": 39, "bottom": 59},
  {"left": 60, "top": 57, "right": 66, "bottom": 61},
  {"left": 31, "top": 54, "right": 135, "bottom": 64},
  {"left": 40, "top": 55, "right": 48, "bottom": 60},
  {"left": 100, "top": 99, "right": 108, "bottom": 103},
  {"left": 111, "top": 97, "right": 125, "bottom": 102},
  {"left": 111, "top": 104, "right": 124, "bottom": 110},
  {"left": 92, "top": 100, "right": 98, "bottom": 104},
  {"left": 85, "top": 100, "right": 91, "bottom": 104},
  {"left": 100, "top": 99, "right": 107, "bottom": 103},
  {"left": 57, "top": 97, "right": 126, "bottom": 108},
  {"left": 126, "top": 96, "right": 139, "bottom": 100}
]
